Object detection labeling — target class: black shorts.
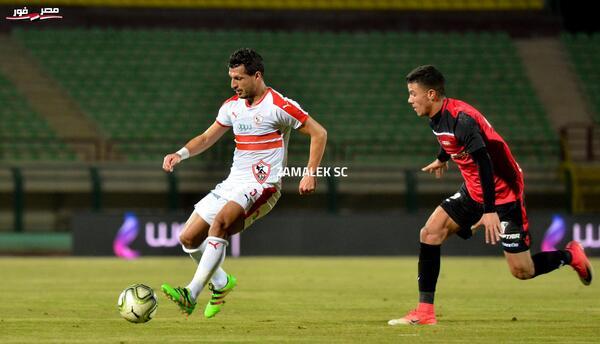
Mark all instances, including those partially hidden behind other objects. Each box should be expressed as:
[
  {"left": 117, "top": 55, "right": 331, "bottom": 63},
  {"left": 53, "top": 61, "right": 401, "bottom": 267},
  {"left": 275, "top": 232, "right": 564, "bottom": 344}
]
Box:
[{"left": 440, "top": 184, "right": 531, "bottom": 253}]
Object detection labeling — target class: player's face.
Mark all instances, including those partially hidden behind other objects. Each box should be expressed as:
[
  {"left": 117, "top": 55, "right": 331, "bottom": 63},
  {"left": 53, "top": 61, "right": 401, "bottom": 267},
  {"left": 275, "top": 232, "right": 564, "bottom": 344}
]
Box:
[
  {"left": 407, "top": 82, "right": 433, "bottom": 117},
  {"left": 229, "top": 65, "right": 258, "bottom": 99}
]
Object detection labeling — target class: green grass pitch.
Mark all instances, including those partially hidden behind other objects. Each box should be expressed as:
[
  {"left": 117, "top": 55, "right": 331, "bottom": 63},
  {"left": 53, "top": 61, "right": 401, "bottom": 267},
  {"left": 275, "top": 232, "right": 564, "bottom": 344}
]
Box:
[{"left": 1, "top": 257, "right": 599, "bottom": 343}]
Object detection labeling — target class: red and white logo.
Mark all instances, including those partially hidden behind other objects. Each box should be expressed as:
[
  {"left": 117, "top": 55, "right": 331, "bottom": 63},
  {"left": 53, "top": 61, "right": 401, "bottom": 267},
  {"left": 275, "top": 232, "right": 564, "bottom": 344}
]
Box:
[
  {"left": 252, "top": 160, "right": 271, "bottom": 184},
  {"left": 6, "top": 7, "right": 63, "bottom": 21},
  {"left": 208, "top": 241, "right": 221, "bottom": 250}
]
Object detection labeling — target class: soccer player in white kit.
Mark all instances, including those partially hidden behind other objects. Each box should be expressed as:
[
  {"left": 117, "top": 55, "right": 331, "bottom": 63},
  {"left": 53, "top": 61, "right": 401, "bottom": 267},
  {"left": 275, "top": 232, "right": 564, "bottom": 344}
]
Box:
[{"left": 161, "top": 48, "right": 328, "bottom": 318}]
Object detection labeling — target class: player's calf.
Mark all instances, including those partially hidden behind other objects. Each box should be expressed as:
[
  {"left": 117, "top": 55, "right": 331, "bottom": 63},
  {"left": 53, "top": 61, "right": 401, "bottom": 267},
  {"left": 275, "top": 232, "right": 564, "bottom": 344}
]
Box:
[
  {"left": 505, "top": 252, "right": 535, "bottom": 280},
  {"left": 509, "top": 265, "right": 535, "bottom": 280}
]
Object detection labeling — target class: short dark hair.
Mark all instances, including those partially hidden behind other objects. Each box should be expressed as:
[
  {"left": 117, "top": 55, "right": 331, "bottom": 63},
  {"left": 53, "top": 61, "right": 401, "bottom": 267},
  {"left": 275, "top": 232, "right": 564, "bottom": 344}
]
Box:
[
  {"left": 406, "top": 65, "right": 445, "bottom": 96},
  {"left": 228, "top": 48, "right": 264, "bottom": 76}
]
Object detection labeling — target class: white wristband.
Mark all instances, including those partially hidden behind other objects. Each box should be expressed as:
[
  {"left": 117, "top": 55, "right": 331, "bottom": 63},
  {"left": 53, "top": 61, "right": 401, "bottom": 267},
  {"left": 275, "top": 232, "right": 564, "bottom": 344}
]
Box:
[{"left": 176, "top": 147, "right": 190, "bottom": 160}]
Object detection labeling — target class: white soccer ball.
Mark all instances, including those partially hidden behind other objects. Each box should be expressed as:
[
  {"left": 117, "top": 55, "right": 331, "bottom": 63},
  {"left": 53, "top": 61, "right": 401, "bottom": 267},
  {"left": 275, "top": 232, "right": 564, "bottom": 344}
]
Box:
[{"left": 117, "top": 284, "right": 158, "bottom": 323}]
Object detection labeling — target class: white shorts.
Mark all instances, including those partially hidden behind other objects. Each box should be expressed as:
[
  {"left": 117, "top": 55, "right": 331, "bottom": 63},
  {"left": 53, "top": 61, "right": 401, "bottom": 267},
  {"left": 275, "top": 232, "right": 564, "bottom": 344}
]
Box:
[{"left": 194, "top": 181, "right": 281, "bottom": 230}]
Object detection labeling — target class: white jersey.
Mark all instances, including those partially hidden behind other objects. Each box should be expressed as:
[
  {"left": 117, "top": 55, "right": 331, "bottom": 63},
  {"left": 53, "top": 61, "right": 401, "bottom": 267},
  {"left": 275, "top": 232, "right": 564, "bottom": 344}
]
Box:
[{"left": 215, "top": 87, "right": 309, "bottom": 189}]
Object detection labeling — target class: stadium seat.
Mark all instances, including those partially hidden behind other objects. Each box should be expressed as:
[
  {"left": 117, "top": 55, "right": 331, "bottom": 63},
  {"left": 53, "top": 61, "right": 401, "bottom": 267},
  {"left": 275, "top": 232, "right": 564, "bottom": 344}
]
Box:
[
  {"left": 10, "top": 28, "right": 559, "bottom": 166},
  {"left": 0, "top": 74, "right": 78, "bottom": 162},
  {"left": 562, "top": 32, "right": 600, "bottom": 124}
]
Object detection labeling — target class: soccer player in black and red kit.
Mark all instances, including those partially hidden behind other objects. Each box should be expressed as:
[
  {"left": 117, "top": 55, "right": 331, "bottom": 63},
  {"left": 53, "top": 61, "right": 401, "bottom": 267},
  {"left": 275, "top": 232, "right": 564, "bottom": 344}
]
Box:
[{"left": 388, "top": 65, "right": 593, "bottom": 326}]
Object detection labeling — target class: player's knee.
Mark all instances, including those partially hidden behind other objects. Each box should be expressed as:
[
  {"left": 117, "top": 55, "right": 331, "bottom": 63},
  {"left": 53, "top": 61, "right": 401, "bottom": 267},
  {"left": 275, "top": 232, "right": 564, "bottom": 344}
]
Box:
[
  {"left": 420, "top": 226, "right": 447, "bottom": 245},
  {"left": 178, "top": 232, "right": 198, "bottom": 249},
  {"left": 209, "top": 217, "right": 230, "bottom": 238},
  {"left": 510, "top": 265, "right": 534, "bottom": 280}
]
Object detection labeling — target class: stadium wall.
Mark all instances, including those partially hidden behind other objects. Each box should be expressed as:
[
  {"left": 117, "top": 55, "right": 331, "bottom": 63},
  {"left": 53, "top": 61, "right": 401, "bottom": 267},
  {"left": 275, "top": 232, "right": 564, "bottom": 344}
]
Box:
[
  {"left": 0, "top": 6, "right": 561, "bottom": 36},
  {"left": 72, "top": 211, "right": 600, "bottom": 257}
]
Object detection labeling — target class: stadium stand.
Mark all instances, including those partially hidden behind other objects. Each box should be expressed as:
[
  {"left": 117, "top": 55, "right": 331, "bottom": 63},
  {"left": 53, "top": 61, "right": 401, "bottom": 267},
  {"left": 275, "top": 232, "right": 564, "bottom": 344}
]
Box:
[
  {"left": 9, "top": 29, "right": 559, "bottom": 167},
  {"left": 0, "top": 73, "right": 78, "bottom": 162},
  {"left": 562, "top": 32, "right": 600, "bottom": 124}
]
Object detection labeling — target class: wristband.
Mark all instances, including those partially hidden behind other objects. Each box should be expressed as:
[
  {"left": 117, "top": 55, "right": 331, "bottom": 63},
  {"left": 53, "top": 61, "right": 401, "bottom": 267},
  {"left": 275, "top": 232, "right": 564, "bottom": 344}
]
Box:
[{"left": 176, "top": 147, "right": 190, "bottom": 160}]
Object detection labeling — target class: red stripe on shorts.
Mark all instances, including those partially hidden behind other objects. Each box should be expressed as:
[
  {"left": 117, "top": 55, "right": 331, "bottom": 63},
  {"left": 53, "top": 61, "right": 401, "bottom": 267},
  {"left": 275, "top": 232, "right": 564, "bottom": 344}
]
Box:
[{"left": 245, "top": 187, "right": 277, "bottom": 219}]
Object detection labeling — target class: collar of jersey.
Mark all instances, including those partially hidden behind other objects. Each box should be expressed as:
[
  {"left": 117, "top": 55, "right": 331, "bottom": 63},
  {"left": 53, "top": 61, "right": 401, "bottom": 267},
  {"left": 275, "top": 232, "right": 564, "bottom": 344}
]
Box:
[
  {"left": 245, "top": 87, "right": 271, "bottom": 108},
  {"left": 430, "top": 98, "right": 449, "bottom": 123}
]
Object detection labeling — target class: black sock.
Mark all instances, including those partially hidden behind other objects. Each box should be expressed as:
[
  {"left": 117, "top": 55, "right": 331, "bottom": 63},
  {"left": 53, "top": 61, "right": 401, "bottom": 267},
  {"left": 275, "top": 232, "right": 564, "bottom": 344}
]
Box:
[
  {"left": 418, "top": 243, "right": 441, "bottom": 304},
  {"left": 532, "top": 250, "right": 572, "bottom": 277}
]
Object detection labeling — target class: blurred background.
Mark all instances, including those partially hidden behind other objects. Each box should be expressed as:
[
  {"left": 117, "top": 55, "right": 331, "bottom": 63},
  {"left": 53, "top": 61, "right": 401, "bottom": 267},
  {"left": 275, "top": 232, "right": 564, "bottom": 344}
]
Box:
[{"left": 0, "top": 0, "right": 598, "bottom": 257}]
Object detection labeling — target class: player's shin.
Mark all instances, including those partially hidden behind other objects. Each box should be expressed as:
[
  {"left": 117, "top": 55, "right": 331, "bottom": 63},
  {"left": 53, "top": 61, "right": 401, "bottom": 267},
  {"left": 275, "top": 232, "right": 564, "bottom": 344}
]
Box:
[
  {"left": 418, "top": 243, "right": 441, "bottom": 308},
  {"left": 186, "top": 236, "right": 229, "bottom": 300},
  {"left": 182, "top": 239, "right": 229, "bottom": 289},
  {"left": 531, "top": 250, "right": 571, "bottom": 277},
  {"left": 182, "top": 243, "right": 203, "bottom": 264}
]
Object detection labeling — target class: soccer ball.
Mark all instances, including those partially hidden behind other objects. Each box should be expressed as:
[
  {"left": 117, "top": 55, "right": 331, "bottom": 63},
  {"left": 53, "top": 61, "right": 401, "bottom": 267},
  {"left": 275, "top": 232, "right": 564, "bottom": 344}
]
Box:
[{"left": 117, "top": 284, "right": 158, "bottom": 323}]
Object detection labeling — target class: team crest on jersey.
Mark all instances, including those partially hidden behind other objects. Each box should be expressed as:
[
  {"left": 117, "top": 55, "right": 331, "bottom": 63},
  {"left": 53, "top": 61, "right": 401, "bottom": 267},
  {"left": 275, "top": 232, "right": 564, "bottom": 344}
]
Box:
[
  {"left": 253, "top": 113, "right": 263, "bottom": 124},
  {"left": 252, "top": 160, "right": 271, "bottom": 184}
]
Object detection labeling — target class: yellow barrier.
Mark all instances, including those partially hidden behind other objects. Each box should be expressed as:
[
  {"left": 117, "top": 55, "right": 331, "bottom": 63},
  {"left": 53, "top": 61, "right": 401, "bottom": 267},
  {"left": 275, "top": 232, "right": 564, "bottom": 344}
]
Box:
[
  {"left": 0, "top": 0, "right": 545, "bottom": 10},
  {"left": 562, "top": 162, "right": 600, "bottom": 213}
]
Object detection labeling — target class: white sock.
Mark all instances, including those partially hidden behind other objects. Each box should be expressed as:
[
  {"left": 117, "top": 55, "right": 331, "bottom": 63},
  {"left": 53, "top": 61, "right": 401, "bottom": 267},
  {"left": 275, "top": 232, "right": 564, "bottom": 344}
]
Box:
[
  {"left": 182, "top": 239, "right": 228, "bottom": 290},
  {"left": 186, "top": 236, "right": 228, "bottom": 300}
]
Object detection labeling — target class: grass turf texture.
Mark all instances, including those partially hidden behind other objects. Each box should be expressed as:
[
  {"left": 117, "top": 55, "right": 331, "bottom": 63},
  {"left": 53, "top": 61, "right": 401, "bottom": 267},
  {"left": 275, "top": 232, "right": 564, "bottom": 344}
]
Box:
[{"left": 1, "top": 257, "right": 599, "bottom": 343}]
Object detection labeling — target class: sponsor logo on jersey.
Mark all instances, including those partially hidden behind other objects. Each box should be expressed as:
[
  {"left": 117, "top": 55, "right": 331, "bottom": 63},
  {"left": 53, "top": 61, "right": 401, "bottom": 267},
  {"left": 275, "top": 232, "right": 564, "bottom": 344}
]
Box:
[
  {"left": 237, "top": 123, "right": 253, "bottom": 132},
  {"left": 447, "top": 192, "right": 461, "bottom": 201},
  {"left": 499, "top": 233, "right": 521, "bottom": 240},
  {"left": 450, "top": 150, "right": 469, "bottom": 160}
]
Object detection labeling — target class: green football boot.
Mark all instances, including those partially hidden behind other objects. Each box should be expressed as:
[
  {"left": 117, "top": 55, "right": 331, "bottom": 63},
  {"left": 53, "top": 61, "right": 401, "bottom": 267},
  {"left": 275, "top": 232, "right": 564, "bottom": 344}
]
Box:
[
  {"left": 204, "top": 275, "right": 237, "bottom": 318},
  {"left": 161, "top": 284, "right": 196, "bottom": 316}
]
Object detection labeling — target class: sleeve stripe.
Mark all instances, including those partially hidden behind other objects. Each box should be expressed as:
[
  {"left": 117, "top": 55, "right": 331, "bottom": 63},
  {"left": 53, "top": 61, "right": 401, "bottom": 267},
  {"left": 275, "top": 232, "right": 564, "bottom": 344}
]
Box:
[
  {"left": 282, "top": 103, "right": 309, "bottom": 123},
  {"left": 216, "top": 120, "right": 232, "bottom": 127}
]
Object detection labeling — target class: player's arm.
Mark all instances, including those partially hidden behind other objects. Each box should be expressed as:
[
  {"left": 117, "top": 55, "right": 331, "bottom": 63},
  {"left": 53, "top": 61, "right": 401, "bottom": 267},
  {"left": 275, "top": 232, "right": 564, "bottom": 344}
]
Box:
[
  {"left": 422, "top": 147, "right": 450, "bottom": 178},
  {"left": 162, "top": 121, "right": 230, "bottom": 172},
  {"left": 471, "top": 147, "right": 501, "bottom": 244},
  {"left": 297, "top": 117, "right": 327, "bottom": 195},
  {"left": 456, "top": 113, "right": 501, "bottom": 245}
]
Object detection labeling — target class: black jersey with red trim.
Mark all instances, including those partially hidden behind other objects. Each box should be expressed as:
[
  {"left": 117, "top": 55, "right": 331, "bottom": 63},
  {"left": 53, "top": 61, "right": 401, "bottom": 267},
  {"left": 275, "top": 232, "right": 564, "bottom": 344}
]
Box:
[{"left": 429, "top": 98, "right": 524, "bottom": 205}]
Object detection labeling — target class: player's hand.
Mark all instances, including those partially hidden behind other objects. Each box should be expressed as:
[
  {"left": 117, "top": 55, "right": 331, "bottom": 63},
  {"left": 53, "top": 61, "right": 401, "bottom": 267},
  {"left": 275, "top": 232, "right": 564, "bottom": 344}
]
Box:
[
  {"left": 421, "top": 159, "right": 448, "bottom": 179},
  {"left": 479, "top": 212, "right": 502, "bottom": 245},
  {"left": 299, "top": 175, "right": 316, "bottom": 195},
  {"left": 162, "top": 153, "right": 182, "bottom": 172}
]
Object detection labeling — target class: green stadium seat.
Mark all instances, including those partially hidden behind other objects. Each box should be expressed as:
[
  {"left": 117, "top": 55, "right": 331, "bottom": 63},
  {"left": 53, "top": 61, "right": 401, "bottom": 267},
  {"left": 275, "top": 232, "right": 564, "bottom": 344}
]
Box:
[
  {"left": 9, "top": 28, "right": 559, "bottom": 165},
  {"left": 562, "top": 32, "right": 600, "bottom": 124},
  {"left": 0, "top": 74, "right": 79, "bottom": 162}
]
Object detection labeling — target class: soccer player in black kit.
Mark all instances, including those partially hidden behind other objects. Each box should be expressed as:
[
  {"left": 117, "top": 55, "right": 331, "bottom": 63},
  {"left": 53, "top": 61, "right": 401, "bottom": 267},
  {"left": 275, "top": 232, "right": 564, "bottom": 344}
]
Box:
[{"left": 388, "top": 65, "right": 593, "bottom": 325}]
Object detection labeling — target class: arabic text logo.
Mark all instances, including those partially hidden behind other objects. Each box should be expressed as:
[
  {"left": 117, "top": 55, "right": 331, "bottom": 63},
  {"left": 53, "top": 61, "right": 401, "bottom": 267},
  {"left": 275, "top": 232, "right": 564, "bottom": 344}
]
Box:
[{"left": 6, "top": 7, "right": 62, "bottom": 21}]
